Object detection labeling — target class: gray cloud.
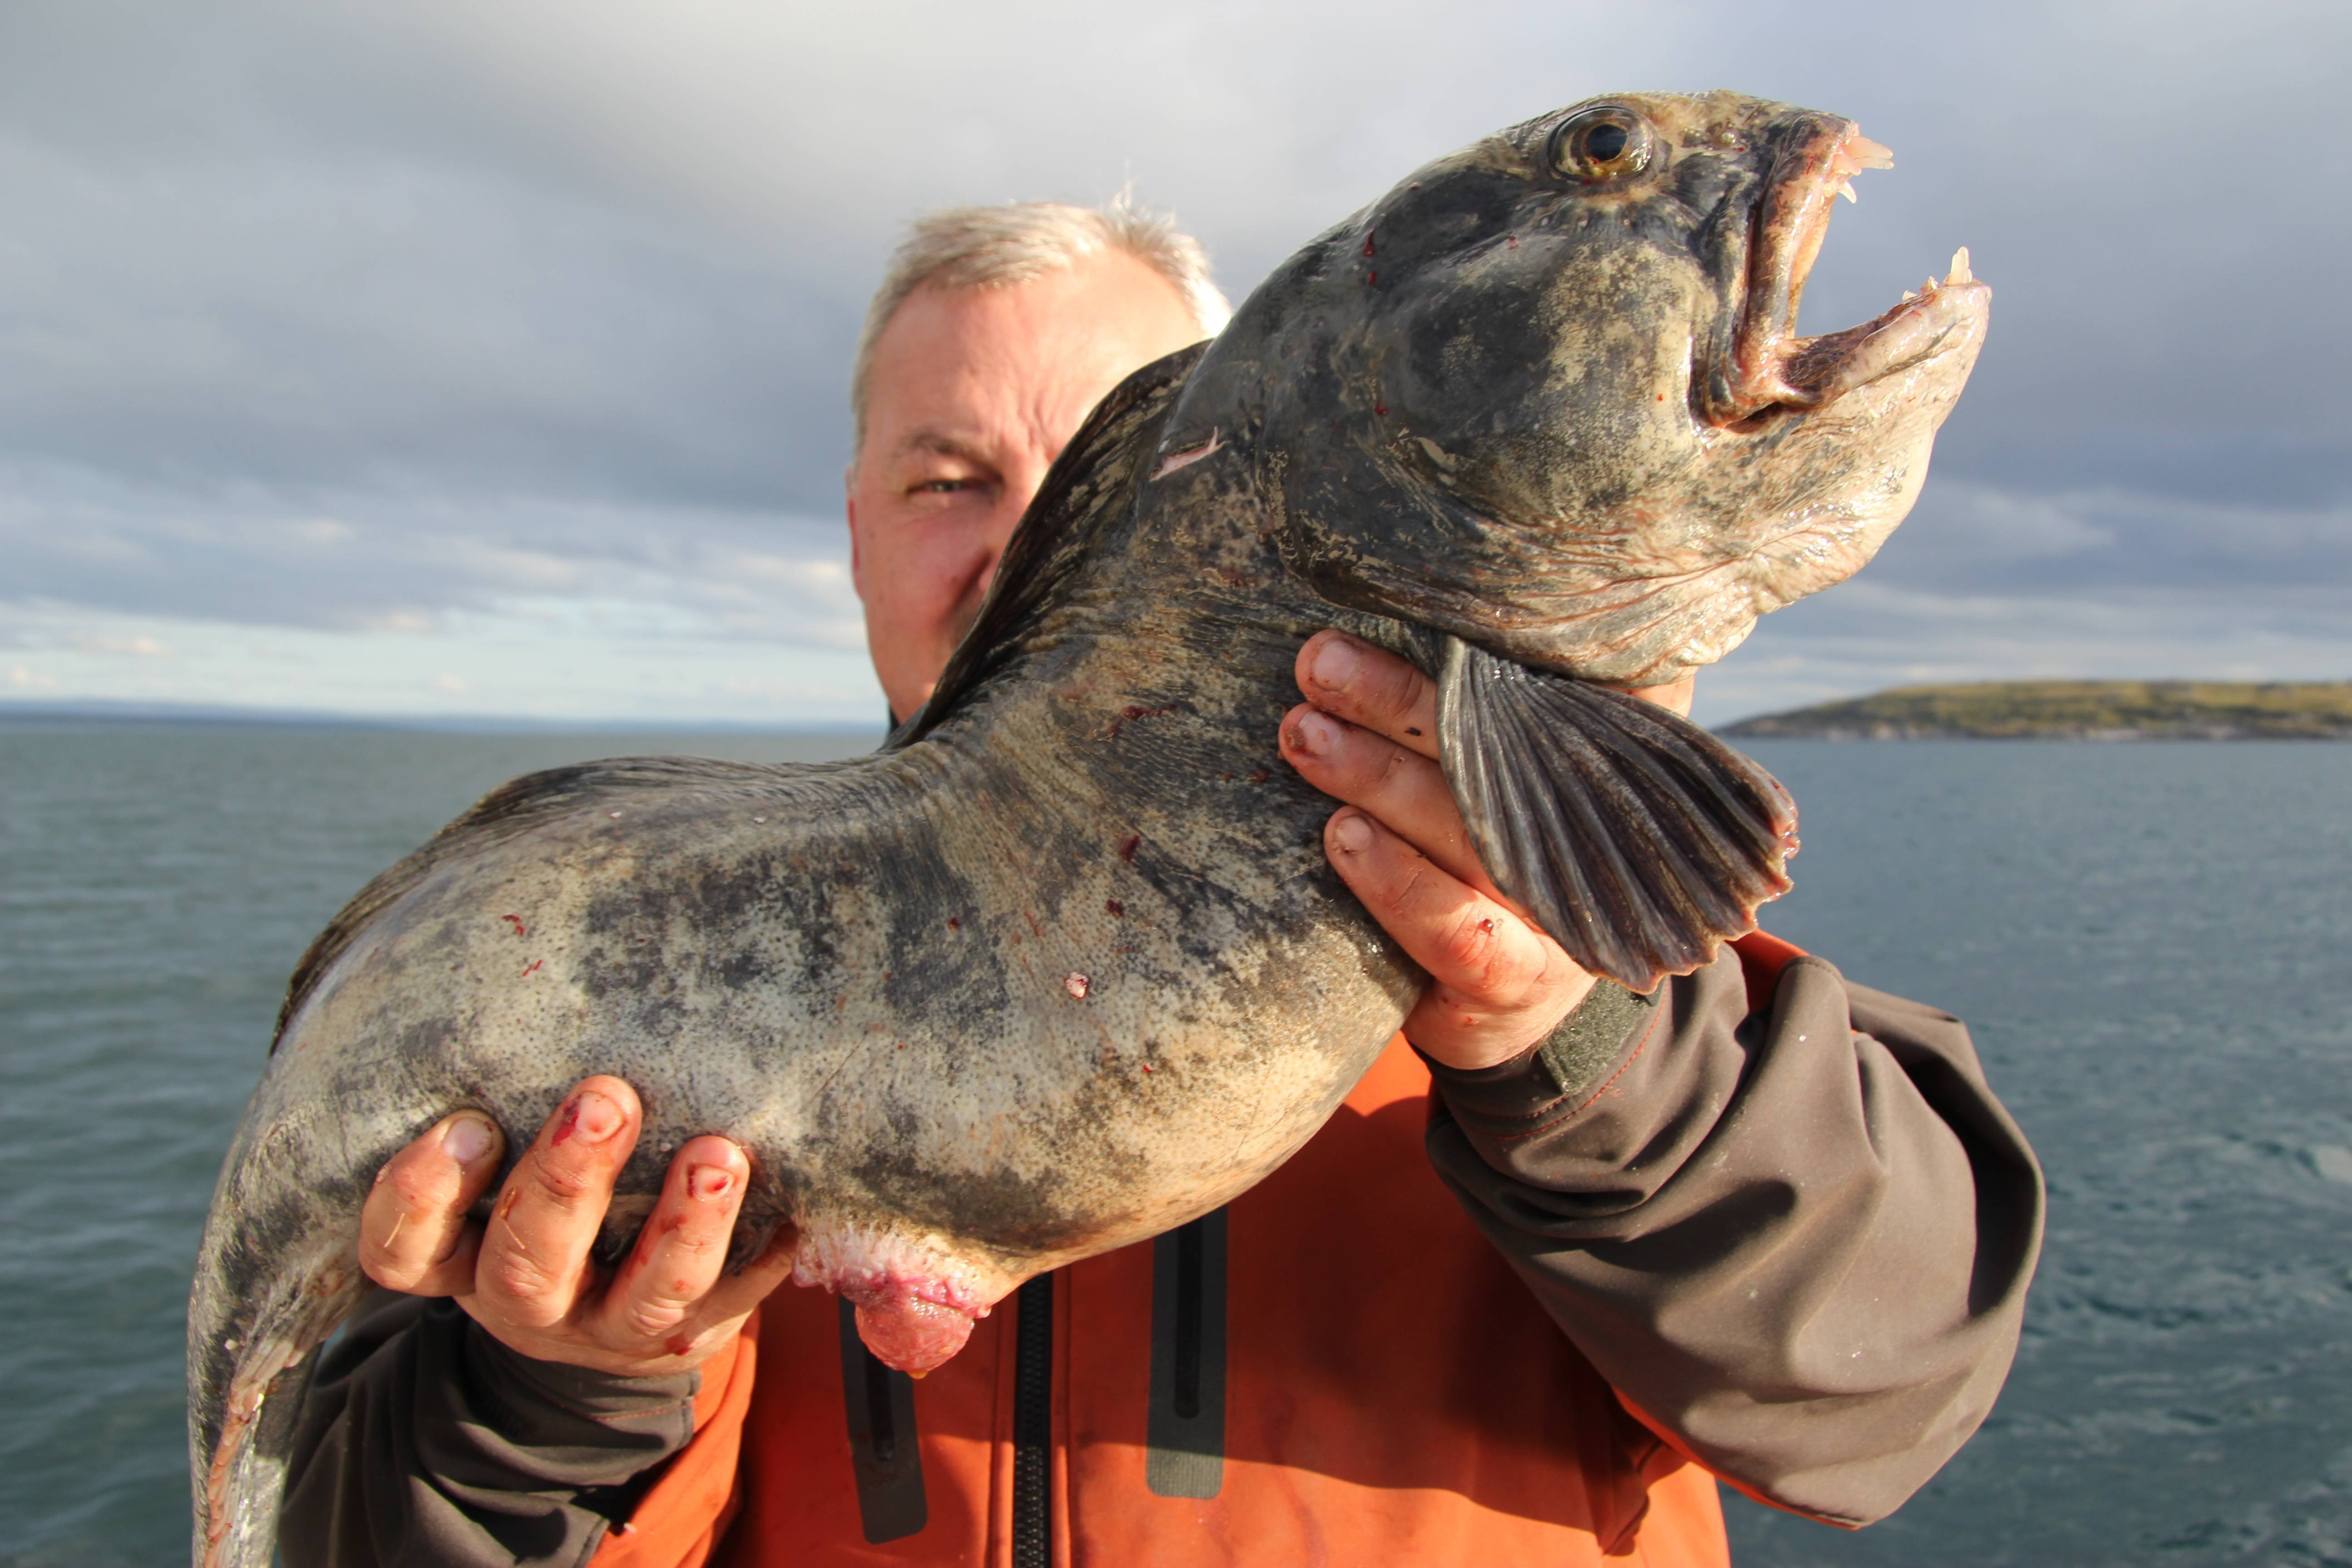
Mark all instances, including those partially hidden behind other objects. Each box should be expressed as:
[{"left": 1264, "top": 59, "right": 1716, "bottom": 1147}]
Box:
[
  {"left": 0, "top": 463, "right": 861, "bottom": 645},
  {"left": 0, "top": 0, "right": 2342, "bottom": 702}
]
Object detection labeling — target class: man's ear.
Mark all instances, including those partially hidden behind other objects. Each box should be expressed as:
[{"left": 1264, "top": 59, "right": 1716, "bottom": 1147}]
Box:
[{"left": 843, "top": 461, "right": 866, "bottom": 601}]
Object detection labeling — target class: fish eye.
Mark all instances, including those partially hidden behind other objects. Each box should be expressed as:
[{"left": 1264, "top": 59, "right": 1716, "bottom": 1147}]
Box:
[{"left": 1550, "top": 108, "right": 1654, "bottom": 183}]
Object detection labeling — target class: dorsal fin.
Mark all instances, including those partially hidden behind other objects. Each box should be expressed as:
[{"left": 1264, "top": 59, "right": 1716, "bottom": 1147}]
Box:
[
  {"left": 889, "top": 341, "right": 1208, "bottom": 748},
  {"left": 270, "top": 755, "right": 775, "bottom": 1047}
]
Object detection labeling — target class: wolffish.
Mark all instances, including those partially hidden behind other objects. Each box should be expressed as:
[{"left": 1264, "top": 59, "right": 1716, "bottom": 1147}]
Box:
[{"left": 190, "top": 90, "right": 1987, "bottom": 1566}]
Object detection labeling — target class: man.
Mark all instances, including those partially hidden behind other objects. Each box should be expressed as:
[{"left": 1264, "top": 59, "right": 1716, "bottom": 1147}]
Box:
[{"left": 287, "top": 202, "right": 2043, "bottom": 1566}]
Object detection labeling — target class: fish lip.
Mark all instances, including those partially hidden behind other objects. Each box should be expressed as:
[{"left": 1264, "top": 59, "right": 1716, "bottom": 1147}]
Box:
[{"left": 1700, "top": 116, "right": 1986, "bottom": 428}]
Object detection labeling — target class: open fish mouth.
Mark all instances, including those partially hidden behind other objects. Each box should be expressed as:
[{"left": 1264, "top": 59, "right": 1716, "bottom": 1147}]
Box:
[{"left": 1703, "top": 118, "right": 1990, "bottom": 428}]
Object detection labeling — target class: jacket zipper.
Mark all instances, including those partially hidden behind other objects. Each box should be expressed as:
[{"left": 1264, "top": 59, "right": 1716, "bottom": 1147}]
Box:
[{"left": 1011, "top": 1274, "right": 1055, "bottom": 1568}]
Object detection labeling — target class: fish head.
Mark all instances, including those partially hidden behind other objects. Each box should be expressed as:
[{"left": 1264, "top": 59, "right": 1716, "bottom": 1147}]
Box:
[{"left": 1222, "top": 90, "right": 1990, "bottom": 686}]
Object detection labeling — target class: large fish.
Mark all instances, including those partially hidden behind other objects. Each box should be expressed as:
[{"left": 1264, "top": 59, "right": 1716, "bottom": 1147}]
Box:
[{"left": 189, "top": 91, "right": 1986, "bottom": 1564}]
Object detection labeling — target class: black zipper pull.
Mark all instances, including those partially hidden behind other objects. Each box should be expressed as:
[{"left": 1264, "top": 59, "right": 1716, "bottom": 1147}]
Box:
[{"left": 837, "top": 1299, "right": 928, "bottom": 1543}]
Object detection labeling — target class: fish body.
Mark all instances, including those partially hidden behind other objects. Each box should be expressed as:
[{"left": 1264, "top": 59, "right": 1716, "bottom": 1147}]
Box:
[{"left": 191, "top": 92, "right": 1985, "bottom": 1565}]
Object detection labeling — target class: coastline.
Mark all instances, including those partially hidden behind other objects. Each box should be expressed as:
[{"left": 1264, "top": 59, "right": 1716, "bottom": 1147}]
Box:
[{"left": 1722, "top": 680, "right": 2352, "bottom": 741}]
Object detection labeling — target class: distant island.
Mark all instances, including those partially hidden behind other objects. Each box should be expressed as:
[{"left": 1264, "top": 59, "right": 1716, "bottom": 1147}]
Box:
[{"left": 1721, "top": 681, "right": 2352, "bottom": 740}]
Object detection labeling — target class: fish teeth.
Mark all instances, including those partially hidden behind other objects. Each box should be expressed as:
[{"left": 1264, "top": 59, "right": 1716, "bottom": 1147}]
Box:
[
  {"left": 1838, "top": 179, "right": 1858, "bottom": 204},
  {"left": 1944, "top": 246, "right": 1973, "bottom": 286},
  {"left": 1849, "top": 134, "right": 1895, "bottom": 171}
]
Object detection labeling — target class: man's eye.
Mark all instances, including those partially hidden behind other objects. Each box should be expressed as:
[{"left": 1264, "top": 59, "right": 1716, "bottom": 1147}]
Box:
[{"left": 913, "top": 478, "right": 972, "bottom": 495}]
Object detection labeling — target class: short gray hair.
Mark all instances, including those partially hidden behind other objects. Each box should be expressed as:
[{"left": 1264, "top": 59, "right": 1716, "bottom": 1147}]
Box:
[{"left": 851, "top": 198, "right": 1232, "bottom": 450}]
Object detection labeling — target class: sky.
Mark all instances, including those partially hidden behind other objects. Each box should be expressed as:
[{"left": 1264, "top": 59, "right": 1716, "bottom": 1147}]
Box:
[{"left": 0, "top": 0, "right": 2344, "bottom": 727}]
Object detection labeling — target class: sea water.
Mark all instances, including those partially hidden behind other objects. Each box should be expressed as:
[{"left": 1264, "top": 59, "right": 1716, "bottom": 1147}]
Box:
[{"left": 0, "top": 726, "right": 2346, "bottom": 1566}]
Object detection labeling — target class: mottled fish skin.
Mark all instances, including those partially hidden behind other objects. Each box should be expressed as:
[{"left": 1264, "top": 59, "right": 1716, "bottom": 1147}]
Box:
[
  {"left": 191, "top": 91, "right": 1986, "bottom": 1564},
  {"left": 1186, "top": 89, "right": 1988, "bottom": 687}
]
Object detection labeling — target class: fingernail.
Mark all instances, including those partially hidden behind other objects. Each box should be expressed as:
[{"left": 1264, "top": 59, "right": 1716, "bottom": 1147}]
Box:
[
  {"left": 441, "top": 1113, "right": 496, "bottom": 1165},
  {"left": 1310, "top": 635, "right": 1361, "bottom": 691},
  {"left": 1289, "top": 708, "right": 1341, "bottom": 757},
  {"left": 689, "top": 1164, "right": 736, "bottom": 1201},
  {"left": 1330, "top": 812, "right": 1373, "bottom": 854},
  {"left": 559, "top": 1090, "right": 624, "bottom": 1146}
]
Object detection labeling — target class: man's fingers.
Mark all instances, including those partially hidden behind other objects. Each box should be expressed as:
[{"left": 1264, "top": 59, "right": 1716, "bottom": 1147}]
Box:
[
  {"left": 471, "top": 1077, "right": 641, "bottom": 1330},
  {"left": 1295, "top": 631, "right": 1440, "bottom": 760},
  {"left": 1327, "top": 808, "right": 1600, "bottom": 1068},
  {"left": 602, "top": 1136, "right": 753, "bottom": 1348},
  {"left": 1324, "top": 809, "right": 1561, "bottom": 1007},
  {"left": 1279, "top": 703, "right": 1490, "bottom": 892},
  {"left": 359, "top": 1112, "right": 505, "bottom": 1295}
]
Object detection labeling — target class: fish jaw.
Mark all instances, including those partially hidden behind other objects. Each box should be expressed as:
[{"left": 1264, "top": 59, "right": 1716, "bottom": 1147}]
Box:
[
  {"left": 1711, "top": 113, "right": 1988, "bottom": 430},
  {"left": 791, "top": 1218, "right": 1013, "bottom": 1373}
]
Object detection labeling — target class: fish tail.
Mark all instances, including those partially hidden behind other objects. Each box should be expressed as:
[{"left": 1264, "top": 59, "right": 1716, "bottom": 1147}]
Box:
[
  {"left": 188, "top": 1137, "right": 368, "bottom": 1567},
  {"left": 1436, "top": 636, "right": 1798, "bottom": 993}
]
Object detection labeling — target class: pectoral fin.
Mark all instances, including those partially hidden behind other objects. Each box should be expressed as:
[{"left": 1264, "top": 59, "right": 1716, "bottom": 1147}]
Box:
[{"left": 1435, "top": 637, "right": 1797, "bottom": 992}]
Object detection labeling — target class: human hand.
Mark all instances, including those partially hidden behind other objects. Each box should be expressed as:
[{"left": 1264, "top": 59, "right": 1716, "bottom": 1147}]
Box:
[
  {"left": 1279, "top": 631, "right": 1695, "bottom": 1073},
  {"left": 357, "top": 1076, "right": 796, "bottom": 1376}
]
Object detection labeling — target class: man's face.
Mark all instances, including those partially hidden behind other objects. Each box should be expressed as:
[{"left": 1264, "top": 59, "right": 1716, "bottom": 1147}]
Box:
[{"left": 847, "top": 250, "right": 1206, "bottom": 720}]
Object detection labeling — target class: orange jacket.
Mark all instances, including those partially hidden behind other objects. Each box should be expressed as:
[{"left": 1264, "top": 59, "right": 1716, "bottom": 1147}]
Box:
[{"left": 593, "top": 940, "right": 1811, "bottom": 1568}]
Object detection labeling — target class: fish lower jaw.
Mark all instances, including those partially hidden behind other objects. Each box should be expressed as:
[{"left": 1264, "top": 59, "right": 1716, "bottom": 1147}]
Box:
[
  {"left": 1784, "top": 269, "right": 1988, "bottom": 403},
  {"left": 791, "top": 1220, "right": 1012, "bottom": 1373},
  {"left": 1718, "top": 269, "right": 1990, "bottom": 431}
]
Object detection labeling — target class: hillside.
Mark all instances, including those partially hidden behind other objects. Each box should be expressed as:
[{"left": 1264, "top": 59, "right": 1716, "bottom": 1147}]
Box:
[{"left": 1720, "top": 681, "right": 2352, "bottom": 740}]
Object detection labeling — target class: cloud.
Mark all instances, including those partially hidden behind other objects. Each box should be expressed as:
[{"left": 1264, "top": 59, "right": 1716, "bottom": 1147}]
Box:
[
  {"left": 0, "top": 460, "right": 863, "bottom": 647},
  {"left": 0, "top": 0, "right": 2342, "bottom": 718}
]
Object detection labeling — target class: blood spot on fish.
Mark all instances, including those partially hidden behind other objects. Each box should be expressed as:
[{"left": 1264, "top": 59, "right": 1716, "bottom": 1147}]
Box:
[
  {"left": 520, "top": 958, "right": 543, "bottom": 979},
  {"left": 1064, "top": 973, "right": 1091, "bottom": 1001},
  {"left": 1141, "top": 1063, "right": 1155, "bottom": 1075},
  {"left": 1118, "top": 834, "right": 1141, "bottom": 862},
  {"left": 1374, "top": 401, "right": 1388, "bottom": 416},
  {"left": 1248, "top": 769, "right": 1269, "bottom": 784},
  {"left": 1506, "top": 235, "right": 1518, "bottom": 249},
  {"left": 1106, "top": 898, "right": 1125, "bottom": 917},
  {"left": 500, "top": 914, "right": 527, "bottom": 937},
  {"left": 1362, "top": 231, "right": 1376, "bottom": 256},
  {"left": 1479, "top": 918, "right": 1496, "bottom": 933},
  {"left": 1367, "top": 273, "right": 1378, "bottom": 285},
  {"left": 947, "top": 916, "right": 962, "bottom": 930},
  {"left": 666, "top": 1334, "right": 695, "bottom": 1358}
]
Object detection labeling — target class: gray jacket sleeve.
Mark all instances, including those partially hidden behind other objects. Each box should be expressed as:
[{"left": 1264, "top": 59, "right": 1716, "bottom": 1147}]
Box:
[
  {"left": 280, "top": 1290, "right": 701, "bottom": 1568},
  {"left": 1422, "top": 946, "right": 2044, "bottom": 1528}
]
